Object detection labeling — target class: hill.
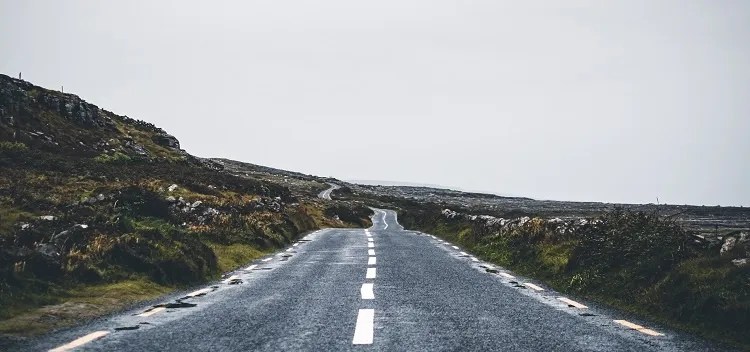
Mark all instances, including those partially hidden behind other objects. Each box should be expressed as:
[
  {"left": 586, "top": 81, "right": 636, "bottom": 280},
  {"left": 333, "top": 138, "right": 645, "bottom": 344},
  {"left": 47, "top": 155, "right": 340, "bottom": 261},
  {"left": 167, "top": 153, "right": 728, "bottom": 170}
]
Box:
[{"left": 0, "top": 74, "right": 371, "bottom": 341}]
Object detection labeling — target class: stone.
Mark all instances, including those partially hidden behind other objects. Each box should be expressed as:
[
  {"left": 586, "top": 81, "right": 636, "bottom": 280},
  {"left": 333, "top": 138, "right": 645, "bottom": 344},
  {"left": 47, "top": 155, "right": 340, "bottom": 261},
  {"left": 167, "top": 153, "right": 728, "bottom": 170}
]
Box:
[
  {"left": 731, "top": 258, "right": 748, "bottom": 267},
  {"left": 191, "top": 201, "right": 203, "bottom": 208},
  {"left": 168, "top": 184, "right": 179, "bottom": 192},
  {"left": 721, "top": 237, "right": 737, "bottom": 255},
  {"left": 39, "top": 215, "right": 56, "bottom": 221}
]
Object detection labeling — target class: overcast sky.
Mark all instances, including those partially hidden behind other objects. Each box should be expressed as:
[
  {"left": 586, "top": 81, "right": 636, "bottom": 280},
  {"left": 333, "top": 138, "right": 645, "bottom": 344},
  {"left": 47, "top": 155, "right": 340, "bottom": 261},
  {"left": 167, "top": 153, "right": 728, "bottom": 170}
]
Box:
[{"left": 1, "top": 1, "right": 748, "bottom": 206}]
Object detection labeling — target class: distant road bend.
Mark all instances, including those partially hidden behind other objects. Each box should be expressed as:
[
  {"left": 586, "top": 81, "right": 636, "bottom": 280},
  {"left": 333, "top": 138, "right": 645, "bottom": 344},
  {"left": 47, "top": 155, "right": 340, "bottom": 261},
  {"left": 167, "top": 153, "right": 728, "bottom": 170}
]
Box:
[
  {"left": 318, "top": 183, "right": 340, "bottom": 200},
  {"left": 31, "top": 209, "right": 726, "bottom": 351}
]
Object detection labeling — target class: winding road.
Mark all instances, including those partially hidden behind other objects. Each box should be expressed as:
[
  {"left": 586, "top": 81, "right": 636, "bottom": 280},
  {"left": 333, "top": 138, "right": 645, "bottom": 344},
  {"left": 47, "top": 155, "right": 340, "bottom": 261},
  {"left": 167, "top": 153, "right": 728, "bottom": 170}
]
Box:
[
  {"left": 318, "top": 183, "right": 340, "bottom": 200},
  {"left": 25, "top": 209, "right": 729, "bottom": 351}
]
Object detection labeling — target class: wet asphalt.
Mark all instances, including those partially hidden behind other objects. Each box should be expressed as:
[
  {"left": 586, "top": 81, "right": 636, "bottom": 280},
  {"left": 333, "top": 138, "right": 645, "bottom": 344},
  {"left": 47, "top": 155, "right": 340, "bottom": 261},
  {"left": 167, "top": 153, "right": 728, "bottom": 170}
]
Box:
[{"left": 20, "top": 209, "right": 733, "bottom": 351}]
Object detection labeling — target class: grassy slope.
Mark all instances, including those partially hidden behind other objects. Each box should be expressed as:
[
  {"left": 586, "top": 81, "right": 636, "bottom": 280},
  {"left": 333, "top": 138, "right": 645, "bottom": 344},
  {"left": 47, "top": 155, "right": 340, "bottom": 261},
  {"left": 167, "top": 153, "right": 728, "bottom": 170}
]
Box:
[{"left": 0, "top": 74, "right": 372, "bottom": 339}]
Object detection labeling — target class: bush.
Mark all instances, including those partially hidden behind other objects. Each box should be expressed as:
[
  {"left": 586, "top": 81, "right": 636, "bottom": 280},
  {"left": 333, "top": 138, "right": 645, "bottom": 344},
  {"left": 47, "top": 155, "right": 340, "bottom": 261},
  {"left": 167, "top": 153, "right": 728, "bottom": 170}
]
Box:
[{"left": 93, "top": 151, "right": 131, "bottom": 163}]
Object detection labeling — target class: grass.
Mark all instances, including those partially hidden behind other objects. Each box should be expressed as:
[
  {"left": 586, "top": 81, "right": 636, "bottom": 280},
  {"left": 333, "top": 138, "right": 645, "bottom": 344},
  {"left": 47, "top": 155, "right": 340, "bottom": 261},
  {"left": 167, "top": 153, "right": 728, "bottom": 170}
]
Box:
[
  {"left": 0, "top": 278, "right": 171, "bottom": 336},
  {"left": 208, "top": 243, "right": 268, "bottom": 273},
  {"left": 399, "top": 207, "right": 750, "bottom": 349}
]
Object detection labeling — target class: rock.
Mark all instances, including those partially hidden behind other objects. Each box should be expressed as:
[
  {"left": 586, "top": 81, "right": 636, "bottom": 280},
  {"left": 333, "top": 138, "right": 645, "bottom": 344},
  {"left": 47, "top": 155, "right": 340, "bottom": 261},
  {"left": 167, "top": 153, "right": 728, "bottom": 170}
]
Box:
[
  {"left": 96, "top": 193, "right": 105, "bottom": 201},
  {"left": 203, "top": 207, "right": 219, "bottom": 216},
  {"left": 732, "top": 258, "right": 748, "bottom": 267},
  {"left": 721, "top": 237, "right": 737, "bottom": 255},
  {"left": 168, "top": 184, "right": 179, "bottom": 192},
  {"left": 20, "top": 223, "right": 30, "bottom": 230},
  {"left": 166, "top": 196, "right": 176, "bottom": 203},
  {"left": 39, "top": 215, "right": 56, "bottom": 221},
  {"left": 36, "top": 243, "right": 59, "bottom": 257},
  {"left": 152, "top": 131, "right": 180, "bottom": 149},
  {"left": 191, "top": 201, "right": 203, "bottom": 208}
]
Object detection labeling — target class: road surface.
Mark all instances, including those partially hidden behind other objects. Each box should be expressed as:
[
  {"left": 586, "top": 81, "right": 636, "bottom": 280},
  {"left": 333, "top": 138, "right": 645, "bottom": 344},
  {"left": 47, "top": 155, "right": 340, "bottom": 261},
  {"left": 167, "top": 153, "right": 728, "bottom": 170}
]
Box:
[
  {"left": 23, "top": 209, "right": 730, "bottom": 351},
  {"left": 318, "top": 183, "right": 340, "bottom": 200}
]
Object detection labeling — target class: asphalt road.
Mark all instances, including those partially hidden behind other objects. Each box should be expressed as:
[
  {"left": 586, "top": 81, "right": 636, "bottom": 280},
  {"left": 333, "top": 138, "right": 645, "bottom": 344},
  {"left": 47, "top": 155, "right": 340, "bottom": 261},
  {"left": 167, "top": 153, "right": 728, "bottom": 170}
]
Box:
[
  {"left": 317, "top": 183, "right": 340, "bottom": 200},
  {"left": 22, "top": 209, "right": 731, "bottom": 351}
]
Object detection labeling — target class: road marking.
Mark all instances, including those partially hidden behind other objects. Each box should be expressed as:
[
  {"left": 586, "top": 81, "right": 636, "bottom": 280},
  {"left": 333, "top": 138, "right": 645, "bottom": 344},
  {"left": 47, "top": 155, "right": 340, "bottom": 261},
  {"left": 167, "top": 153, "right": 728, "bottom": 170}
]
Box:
[
  {"left": 460, "top": 251, "right": 468, "bottom": 256},
  {"left": 613, "top": 320, "right": 664, "bottom": 336},
  {"left": 523, "top": 283, "right": 544, "bottom": 291},
  {"left": 368, "top": 257, "right": 377, "bottom": 265},
  {"left": 137, "top": 306, "right": 166, "bottom": 317},
  {"left": 49, "top": 331, "right": 110, "bottom": 352},
  {"left": 452, "top": 245, "right": 460, "bottom": 250},
  {"left": 352, "top": 309, "right": 375, "bottom": 344},
  {"left": 244, "top": 264, "right": 257, "bottom": 271},
  {"left": 361, "top": 283, "right": 375, "bottom": 299},
  {"left": 261, "top": 258, "right": 272, "bottom": 262},
  {"left": 366, "top": 268, "right": 377, "bottom": 279},
  {"left": 639, "top": 328, "right": 665, "bottom": 337},
  {"left": 186, "top": 288, "right": 213, "bottom": 298},
  {"left": 367, "top": 238, "right": 374, "bottom": 242},
  {"left": 557, "top": 297, "right": 588, "bottom": 309},
  {"left": 222, "top": 275, "right": 240, "bottom": 284},
  {"left": 470, "top": 257, "right": 480, "bottom": 262},
  {"left": 498, "top": 272, "right": 515, "bottom": 279},
  {"left": 368, "top": 249, "right": 376, "bottom": 256},
  {"left": 382, "top": 212, "right": 388, "bottom": 230},
  {"left": 293, "top": 243, "right": 300, "bottom": 247},
  {"left": 368, "top": 243, "right": 374, "bottom": 248},
  {"left": 286, "top": 248, "right": 294, "bottom": 252}
]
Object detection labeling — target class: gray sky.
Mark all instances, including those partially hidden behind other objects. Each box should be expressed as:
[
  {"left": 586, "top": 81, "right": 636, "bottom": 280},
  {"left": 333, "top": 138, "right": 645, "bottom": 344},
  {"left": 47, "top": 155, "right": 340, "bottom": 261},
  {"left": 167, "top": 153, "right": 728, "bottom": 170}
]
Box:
[{"left": 2, "top": 1, "right": 748, "bottom": 206}]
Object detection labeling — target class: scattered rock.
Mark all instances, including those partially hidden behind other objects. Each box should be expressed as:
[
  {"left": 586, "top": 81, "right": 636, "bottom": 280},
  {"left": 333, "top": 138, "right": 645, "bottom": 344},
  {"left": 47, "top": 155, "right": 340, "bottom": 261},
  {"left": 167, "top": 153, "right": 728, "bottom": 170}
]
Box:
[
  {"left": 168, "top": 184, "right": 178, "bottom": 192},
  {"left": 721, "top": 237, "right": 737, "bottom": 255},
  {"left": 732, "top": 258, "right": 748, "bottom": 267},
  {"left": 39, "top": 215, "right": 56, "bottom": 221}
]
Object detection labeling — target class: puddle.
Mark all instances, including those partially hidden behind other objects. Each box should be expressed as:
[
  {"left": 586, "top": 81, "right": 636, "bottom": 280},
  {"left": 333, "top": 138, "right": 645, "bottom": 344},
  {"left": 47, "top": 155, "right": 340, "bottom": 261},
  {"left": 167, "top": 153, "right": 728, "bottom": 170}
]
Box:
[
  {"left": 155, "top": 301, "right": 197, "bottom": 309},
  {"left": 115, "top": 325, "right": 140, "bottom": 331}
]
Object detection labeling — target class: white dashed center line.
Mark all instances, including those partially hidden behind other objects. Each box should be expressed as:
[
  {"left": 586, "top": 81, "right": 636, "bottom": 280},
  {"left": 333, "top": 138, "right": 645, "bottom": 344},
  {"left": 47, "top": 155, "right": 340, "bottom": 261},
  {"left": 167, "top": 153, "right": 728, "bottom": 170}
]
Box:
[
  {"left": 460, "top": 251, "right": 468, "bottom": 256},
  {"left": 244, "top": 264, "right": 257, "bottom": 271},
  {"left": 49, "top": 331, "right": 110, "bottom": 352},
  {"left": 261, "top": 258, "right": 272, "bottom": 262},
  {"left": 368, "top": 257, "right": 377, "bottom": 265},
  {"left": 451, "top": 245, "right": 460, "bottom": 250},
  {"left": 367, "top": 238, "right": 374, "bottom": 242},
  {"left": 368, "top": 249, "right": 375, "bottom": 256},
  {"left": 352, "top": 309, "right": 375, "bottom": 344},
  {"left": 368, "top": 242, "right": 374, "bottom": 248},
  {"left": 361, "top": 283, "right": 375, "bottom": 299},
  {"left": 366, "top": 268, "right": 377, "bottom": 279}
]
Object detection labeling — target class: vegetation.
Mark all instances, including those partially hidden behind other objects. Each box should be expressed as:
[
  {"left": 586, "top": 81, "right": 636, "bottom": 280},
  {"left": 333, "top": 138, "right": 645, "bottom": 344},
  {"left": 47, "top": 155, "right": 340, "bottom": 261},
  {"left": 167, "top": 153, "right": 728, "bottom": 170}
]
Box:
[
  {"left": 0, "top": 74, "right": 373, "bottom": 339},
  {"left": 398, "top": 205, "right": 750, "bottom": 349}
]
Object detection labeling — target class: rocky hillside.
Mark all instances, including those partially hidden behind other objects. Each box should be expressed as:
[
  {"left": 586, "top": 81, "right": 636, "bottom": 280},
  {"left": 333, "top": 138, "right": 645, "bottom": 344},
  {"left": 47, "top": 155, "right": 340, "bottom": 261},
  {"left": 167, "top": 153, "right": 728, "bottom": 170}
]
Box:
[{"left": 0, "top": 74, "right": 372, "bottom": 340}]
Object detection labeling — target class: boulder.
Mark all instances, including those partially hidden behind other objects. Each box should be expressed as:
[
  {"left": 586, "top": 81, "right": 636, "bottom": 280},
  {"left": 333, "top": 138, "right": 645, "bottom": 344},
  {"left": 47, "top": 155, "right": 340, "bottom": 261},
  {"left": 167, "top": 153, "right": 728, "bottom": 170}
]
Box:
[{"left": 721, "top": 237, "right": 737, "bottom": 256}]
